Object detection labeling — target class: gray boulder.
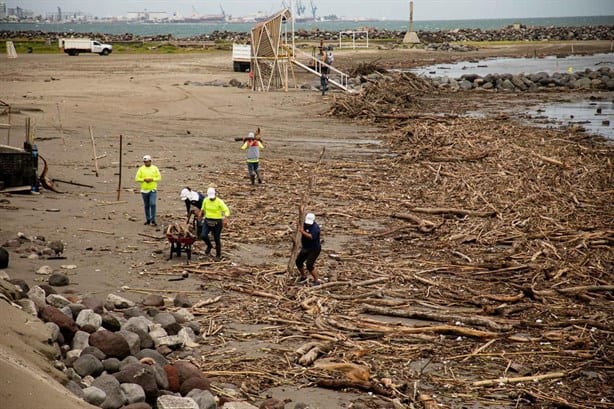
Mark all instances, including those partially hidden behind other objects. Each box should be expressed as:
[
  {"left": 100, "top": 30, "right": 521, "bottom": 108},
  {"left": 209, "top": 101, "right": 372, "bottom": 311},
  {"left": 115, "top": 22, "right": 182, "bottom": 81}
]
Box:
[
  {"left": 157, "top": 395, "right": 199, "bottom": 409},
  {"left": 73, "top": 354, "right": 104, "bottom": 377},
  {"left": 92, "top": 374, "right": 124, "bottom": 409},
  {"left": 71, "top": 330, "right": 90, "bottom": 351},
  {"left": 121, "top": 383, "right": 147, "bottom": 404},
  {"left": 187, "top": 389, "right": 217, "bottom": 409},
  {"left": 48, "top": 273, "right": 69, "bottom": 286},
  {"left": 27, "top": 286, "right": 47, "bottom": 311},
  {"left": 83, "top": 386, "right": 107, "bottom": 406},
  {"left": 76, "top": 309, "right": 103, "bottom": 333}
]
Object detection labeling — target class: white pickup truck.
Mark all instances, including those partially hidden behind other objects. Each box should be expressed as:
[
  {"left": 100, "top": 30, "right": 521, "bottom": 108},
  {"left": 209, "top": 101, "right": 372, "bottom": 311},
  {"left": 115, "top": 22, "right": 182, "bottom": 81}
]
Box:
[
  {"left": 59, "top": 38, "right": 113, "bottom": 56},
  {"left": 232, "top": 43, "right": 251, "bottom": 72}
]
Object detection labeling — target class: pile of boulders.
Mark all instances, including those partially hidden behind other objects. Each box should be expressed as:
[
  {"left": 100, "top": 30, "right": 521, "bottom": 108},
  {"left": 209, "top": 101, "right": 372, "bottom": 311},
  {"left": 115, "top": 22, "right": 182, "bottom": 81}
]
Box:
[
  {"left": 0, "top": 267, "right": 287, "bottom": 409},
  {"left": 2, "top": 231, "right": 65, "bottom": 259},
  {"left": 431, "top": 66, "right": 614, "bottom": 92},
  {"left": 1, "top": 24, "right": 612, "bottom": 43},
  {"left": 423, "top": 42, "right": 478, "bottom": 52},
  {"left": 416, "top": 24, "right": 613, "bottom": 43}
]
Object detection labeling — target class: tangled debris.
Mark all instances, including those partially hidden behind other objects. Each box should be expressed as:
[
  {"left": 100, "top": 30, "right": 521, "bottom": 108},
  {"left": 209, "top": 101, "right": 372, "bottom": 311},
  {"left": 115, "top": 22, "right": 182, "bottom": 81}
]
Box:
[
  {"left": 140, "top": 77, "right": 610, "bottom": 408},
  {"left": 328, "top": 71, "right": 433, "bottom": 118}
]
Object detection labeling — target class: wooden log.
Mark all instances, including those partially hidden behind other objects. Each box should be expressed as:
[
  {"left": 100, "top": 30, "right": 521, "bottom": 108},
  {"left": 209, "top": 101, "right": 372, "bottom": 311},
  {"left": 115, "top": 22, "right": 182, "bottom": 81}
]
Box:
[
  {"left": 117, "top": 134, "right": 123, "bottom": 201},
  {"left": 227, "top": 285, "right": 283, "bottom": 300},
  {"left": 56, "top": 102, "right": 65, "bottom": 144},
  {"left": 138, "top": 232, "right": 164, "bottom": 240},
  {"left": 531, "top": 152, "right": 570, "bottom": 169},
  {"left": 316, "top": 379, "right": 394, "bottom": 397},
  {"left": 89, "top": 126, "right": 100, "bottom": 177},
  {"left": 363, "top": 304, "right": 511, "bottom": 331},
  {"left": 298, "top": 342, "right": 332, "bottom": 366},
  {"left": 78, "top": 228, "right": 114, "bottom": 235},
  {"left": 472, "top": 371, "right": 565, "bottom": 386},
  {"left": 418, "top": 394, "right": 438, "bottom": 409},
  {"left": 313, "top": 361, "right": 370, "bottom": 382},
  {"left": 430, "top": 150, "right": 491, "bottom": 162},
  {"left": 460, "top": 339, "right": 497, "bottom": 362},
  {"left": 411, "top": 207, "right": 496, "bottom": 218},
  {"left": 52, "top": 178, "right": 94, "bottom": 188},
  {"left": 287, "top": 147, "right": 326, "bottom": 274},
  {"left": 391, "top": 212, "right": 438, "bottom": 233},
  {"left": 531, "top": 284, "right": 614, "bottom": 297}
]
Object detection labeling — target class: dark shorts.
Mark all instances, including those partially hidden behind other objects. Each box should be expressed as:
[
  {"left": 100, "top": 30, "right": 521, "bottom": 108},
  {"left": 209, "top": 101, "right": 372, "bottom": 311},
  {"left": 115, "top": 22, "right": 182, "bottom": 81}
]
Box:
[{"left": 296, "top": 247, "right": 321, "bottom": 271}]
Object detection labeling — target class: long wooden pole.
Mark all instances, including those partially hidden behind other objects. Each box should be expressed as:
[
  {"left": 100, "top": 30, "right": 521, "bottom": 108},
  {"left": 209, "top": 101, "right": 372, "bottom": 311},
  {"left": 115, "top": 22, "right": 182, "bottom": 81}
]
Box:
[
  {"left": 56, "top": 102, "right": 65, "bottom": 144},
  {"left": 116, "top": 134, "right": 123, "bottom": 201},
  {"left": 286, "top": 147, "right": 326, "bottom": 275},
  {"left": 6, "top": 106, "right": 10, "bottom": 145},
  {"left": 89, "top": 126, "right": 99, "bottom": 177},
  {"left": 25, "top": 116, "right": 31, "bottom": 144}
]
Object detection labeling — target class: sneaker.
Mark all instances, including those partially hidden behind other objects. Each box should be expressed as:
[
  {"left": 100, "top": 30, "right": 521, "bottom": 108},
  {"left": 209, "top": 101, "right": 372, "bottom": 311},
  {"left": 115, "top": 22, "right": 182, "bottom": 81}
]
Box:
[
  {"left": 214, "top": 256, "right": 221, "bottom": 262},
  {"left": 151, "top": 221, "right": 157, "bottom": 226},
  {"left": 297, "top": 276, "right": 308, "bottom": 285},
  {"left": 205, "top": 247, "right": 212, "bottom": 255},
  {"left": 312, "top": 280, "right": 322, "bottom": 287},
  {"left": 144, "top": 221, "right": 150, "bottom": 225}
]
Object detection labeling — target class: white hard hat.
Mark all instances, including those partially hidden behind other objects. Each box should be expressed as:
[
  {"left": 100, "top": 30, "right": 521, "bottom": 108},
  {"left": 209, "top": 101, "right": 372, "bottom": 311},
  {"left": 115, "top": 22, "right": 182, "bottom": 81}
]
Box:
[
  {"left": 305, "top": 213, "right": 315, "bottom": 225},
  {"left": 207, "top": 187, "right": 216, "bottom": 199},
  {"left": 180, "top": 188, "right": 191, "bottom": 201},
  {"left": 143, "top": 154, "right": 152, "bottom": 161},
  {"left": 247, "top": 132, "right": 255, "bottom": 139}
]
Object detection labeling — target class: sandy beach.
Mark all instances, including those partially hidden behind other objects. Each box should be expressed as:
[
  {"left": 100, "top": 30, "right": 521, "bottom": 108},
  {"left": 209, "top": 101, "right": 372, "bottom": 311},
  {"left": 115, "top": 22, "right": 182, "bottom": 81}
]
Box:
[{"left": 0, "top": 42, "right": 612, "bottom": 409}]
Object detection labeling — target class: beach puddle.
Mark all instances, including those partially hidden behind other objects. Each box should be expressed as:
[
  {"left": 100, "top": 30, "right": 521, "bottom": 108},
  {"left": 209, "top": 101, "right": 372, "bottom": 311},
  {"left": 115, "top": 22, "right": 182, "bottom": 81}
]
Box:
[
  {"left": 466, "top": 99, "right": 613, "bottom": 139},
  {"left": 410, "top": 53, "right": 614, "bottom": 78},
  {"left": 409, "top": 54, "right": 614, "bottom": 140},
  {"left": 527, "top": 99, "right": 613, "bottom": 139}
]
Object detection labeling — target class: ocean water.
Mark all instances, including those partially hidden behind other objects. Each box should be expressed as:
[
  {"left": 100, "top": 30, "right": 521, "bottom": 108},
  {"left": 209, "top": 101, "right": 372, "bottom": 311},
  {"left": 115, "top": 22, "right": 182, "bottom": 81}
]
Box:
[
  {"left": 411, "top": 53, "right": 614, "bottom": 77},
  {"left": 1, "top": 15, "right": 612, "bottom": 38}
]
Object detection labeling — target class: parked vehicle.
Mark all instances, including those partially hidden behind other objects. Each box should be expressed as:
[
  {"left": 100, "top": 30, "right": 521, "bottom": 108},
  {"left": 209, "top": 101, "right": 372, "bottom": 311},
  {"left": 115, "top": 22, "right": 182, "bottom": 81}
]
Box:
[
  {"left": 232, "top": 43, "right": 251, "bottom": 72},
  {"left": 59, "top": 38, "right": 113, "bottom": 56}
]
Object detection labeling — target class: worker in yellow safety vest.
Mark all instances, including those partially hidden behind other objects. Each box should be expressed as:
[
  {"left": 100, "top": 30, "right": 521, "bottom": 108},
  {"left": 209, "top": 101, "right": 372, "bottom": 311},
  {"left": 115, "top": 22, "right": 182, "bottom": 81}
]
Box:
[
  {"left": 198, "top": 187, "right": 230, "bottom": 261},
  {"left": 135, "top": 154, "right": 162, "bottom": 226}
]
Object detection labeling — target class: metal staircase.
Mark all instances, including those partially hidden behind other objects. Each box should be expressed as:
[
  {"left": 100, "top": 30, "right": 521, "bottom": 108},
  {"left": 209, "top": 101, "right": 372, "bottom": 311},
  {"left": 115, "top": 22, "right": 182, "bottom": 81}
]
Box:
[{"left": 285, "top": 45, "right": 353, "bottom": 92}]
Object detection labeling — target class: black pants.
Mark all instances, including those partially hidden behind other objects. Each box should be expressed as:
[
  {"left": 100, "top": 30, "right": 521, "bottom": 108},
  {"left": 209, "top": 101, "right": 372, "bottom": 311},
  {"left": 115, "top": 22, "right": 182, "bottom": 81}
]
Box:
[
  {"left": 201, "top": 219, "right": 223, "bottom": 257},
  {"left": 296, "top": 247, "right": 321, "bottom": 272}
]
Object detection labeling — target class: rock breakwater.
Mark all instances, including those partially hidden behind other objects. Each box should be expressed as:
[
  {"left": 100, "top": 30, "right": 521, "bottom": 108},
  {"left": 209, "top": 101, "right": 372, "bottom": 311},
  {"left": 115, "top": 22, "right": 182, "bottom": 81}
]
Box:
[{"left": 1, "top": 24, "right": 612, "bottom": 43}]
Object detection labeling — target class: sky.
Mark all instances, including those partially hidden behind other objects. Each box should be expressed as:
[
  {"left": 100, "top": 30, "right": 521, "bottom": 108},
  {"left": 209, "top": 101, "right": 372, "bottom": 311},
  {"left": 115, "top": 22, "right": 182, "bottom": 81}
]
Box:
[{"left": 5, "top": 0, "right": 614, "bottom": 20}]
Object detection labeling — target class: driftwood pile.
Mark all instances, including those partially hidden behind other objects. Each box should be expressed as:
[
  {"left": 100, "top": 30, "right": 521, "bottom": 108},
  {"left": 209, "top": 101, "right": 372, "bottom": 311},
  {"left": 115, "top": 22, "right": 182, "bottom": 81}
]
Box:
[
  {"left": 329, "top": 71, "right": 433, "bottom": 118},
  {"left": 165, "top": 222, "right": 196, "bottom": 240},
  {"left": 137, "top": 82, "right": 612, "bottom": 408}
]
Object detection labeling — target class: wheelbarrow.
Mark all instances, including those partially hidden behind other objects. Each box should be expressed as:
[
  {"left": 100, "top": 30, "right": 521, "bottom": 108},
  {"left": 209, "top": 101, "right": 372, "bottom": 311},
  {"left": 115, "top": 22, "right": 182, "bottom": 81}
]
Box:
[
  {"left": 166, "top": 217, "right": 198, "bottom": 262},
  {"left": 167, "top": 234, "right": 196, "bottom": 261}
]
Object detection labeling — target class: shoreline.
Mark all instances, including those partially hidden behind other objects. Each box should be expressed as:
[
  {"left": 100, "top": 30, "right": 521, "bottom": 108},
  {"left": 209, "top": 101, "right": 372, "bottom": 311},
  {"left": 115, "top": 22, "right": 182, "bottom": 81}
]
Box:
[{"left": 1, "top": 23, "right": 612, "bottom": 42}]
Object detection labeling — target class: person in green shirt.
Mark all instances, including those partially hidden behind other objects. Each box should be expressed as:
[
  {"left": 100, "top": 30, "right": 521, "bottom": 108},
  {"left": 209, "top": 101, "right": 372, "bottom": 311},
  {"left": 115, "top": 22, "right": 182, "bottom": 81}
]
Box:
[
  {"left": 135, "top": 155, "right": 161, "bottom": 226},
  {"left": 198, "top": 187, "right": 230, "bottom": 261}
]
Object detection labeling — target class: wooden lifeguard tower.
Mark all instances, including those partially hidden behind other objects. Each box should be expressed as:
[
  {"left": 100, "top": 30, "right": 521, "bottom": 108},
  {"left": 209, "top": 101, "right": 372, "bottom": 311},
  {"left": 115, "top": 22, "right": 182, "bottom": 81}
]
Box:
[{"left": 250, "top": 8, "right": 352, "bottom": 92}]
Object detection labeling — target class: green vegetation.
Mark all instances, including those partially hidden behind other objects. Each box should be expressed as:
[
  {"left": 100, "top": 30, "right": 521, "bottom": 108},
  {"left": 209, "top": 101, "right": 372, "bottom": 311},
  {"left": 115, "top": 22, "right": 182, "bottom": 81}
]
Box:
[
  {"left": 0, "top": 38, "right": 228, "bottom": 55},
  {"left": 1, "top": 40, "right": 59, "bottom": 54}
]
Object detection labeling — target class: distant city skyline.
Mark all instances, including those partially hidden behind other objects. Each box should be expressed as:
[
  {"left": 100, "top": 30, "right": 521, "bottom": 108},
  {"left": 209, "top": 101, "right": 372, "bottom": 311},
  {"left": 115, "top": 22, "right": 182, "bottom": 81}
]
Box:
[{"left": 4, "top": 0, "right": 614, "bottom": 20}]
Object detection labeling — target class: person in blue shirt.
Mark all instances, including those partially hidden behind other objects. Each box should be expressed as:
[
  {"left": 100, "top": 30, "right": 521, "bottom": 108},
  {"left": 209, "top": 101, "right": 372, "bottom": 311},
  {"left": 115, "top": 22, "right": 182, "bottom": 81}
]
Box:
[{"left": 296, "top": 212, "right": 322, "bottom": 286}]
